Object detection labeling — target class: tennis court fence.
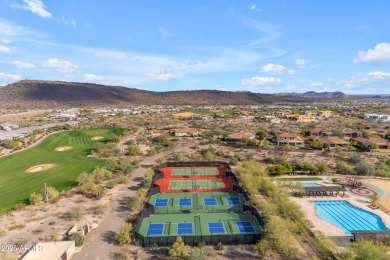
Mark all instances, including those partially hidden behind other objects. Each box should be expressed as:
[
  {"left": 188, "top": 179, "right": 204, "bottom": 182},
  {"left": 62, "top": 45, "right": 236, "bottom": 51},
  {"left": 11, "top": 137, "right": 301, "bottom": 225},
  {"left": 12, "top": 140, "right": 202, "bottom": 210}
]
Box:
[{"left": 135, "top": 232, "right": 261, "bottom": 247}]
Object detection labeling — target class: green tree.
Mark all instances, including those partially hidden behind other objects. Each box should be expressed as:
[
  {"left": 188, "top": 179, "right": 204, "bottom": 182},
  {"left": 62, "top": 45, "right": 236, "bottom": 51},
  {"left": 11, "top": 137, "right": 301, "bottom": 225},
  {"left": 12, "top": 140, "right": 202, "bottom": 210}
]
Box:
[
  {"left": 256, "top": 129, "right": 267, "bottom": 146},
  {"left": 115, "top": 223, "right": 133, "bottom": 246},
  {"left": 331, "top": 131, "right": 344, "bottom": 138},
  {"left": 169, "top": 236, "right": 189, "bottom": 259},
  {"left": 315, "top": 162, "right": 329, "bottom": 174},
  {"left": 309, "top": 140, "right": 326, "bottom": 150},
  {"left": 360, "top": 142, "right": 378, "bottom": 151},
  {"left": 68, "top": 232, "right": 85, "bottom": 246}
]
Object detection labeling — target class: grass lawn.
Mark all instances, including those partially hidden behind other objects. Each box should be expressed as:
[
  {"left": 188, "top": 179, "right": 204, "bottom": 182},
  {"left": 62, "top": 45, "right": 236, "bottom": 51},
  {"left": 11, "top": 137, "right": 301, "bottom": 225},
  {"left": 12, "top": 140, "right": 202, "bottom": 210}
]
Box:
[
  {"left": 0, "top": 127, "right": 127, "bottom": 213},
  {"left": 276, "top": 177, "right": 323, "bottom": 181}
]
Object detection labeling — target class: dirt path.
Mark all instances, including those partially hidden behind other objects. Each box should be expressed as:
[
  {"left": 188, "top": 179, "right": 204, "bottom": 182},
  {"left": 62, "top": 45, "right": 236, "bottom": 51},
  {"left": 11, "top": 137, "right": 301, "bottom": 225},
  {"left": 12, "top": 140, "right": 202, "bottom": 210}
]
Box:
[{"left": 72, "top": 142, "right": 190, "bottom": 260}]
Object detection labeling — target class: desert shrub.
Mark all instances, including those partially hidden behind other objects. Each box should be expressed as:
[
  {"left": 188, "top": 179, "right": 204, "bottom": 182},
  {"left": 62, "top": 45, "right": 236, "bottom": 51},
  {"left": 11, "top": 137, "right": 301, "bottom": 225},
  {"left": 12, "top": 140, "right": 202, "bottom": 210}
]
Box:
[
  {"left": 335, "top": 161, "right": 353, "bottom": 175},
  {"left": 145, "top": 169, "right": 155, "bottom": 180},
  {"left": 106, "top": 180, "right": 118, "bottom": 189},
  {"left": 68, "top": 232, "right": 85, "bottom": 246},
  {"left": 33, "top": 192, "right": 46, "bottom": 206},
  {"left": 229, "top": 156, "right": 238, "bottom": 165},
  {"left": 348, "top": 153, "right": 362, "bottom": 164},
  {"left": 1, "top": 140, "right": 20, "bottom": 150},
  {"left": 116, "top": 223, "right": 133, "bottom": 246},
  {"left": 169, "top": 236, "right": 189, "bottom": 259},
  {"left": 114, "top": 249, "right": 135, "bottom": 260},
  {"left": 92, "top": 186, "right": 107, "bottom": 199},
  {"left": 127, "top": 145, "right": 142, "bottom": 156},
  {"left": 355, "top": 162, "right": 375, "bottom": 176},
  {"left": 67, "top": 206, "right": 86, "bottom": 220},
  {"left": 116, "top": 176, "right": 129, "bottom": 184},
  {"left": 0, "top": 228, "right": 6, "bottom": 237},
  {"left": 40, "top": 186, "right": 60, "bottom": 203},
  {"left": 8, "top": 223, "right": 25, "bottom": 231},
  {"left": 89, "top": 204, "right": 106, "bottom": 216},
  {"left": 215, "top": 242, "right": 224, "bottom": 251},
  {"left": 254, "top": 239, "right": 270, "bottom": 258}
]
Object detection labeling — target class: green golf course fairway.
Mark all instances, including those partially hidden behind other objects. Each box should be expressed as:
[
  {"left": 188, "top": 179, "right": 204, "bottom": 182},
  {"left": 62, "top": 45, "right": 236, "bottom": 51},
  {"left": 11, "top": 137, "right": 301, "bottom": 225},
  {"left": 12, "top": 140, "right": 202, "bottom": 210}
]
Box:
[{"left": 0, "top": 127, "right": 127, "bottom": 214}]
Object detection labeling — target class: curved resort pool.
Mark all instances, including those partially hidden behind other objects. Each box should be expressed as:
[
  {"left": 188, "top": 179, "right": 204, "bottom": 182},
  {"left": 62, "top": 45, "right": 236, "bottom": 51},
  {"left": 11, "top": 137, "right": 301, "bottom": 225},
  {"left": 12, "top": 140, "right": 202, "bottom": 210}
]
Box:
[{"left": 312, "top": 201, "right": 389, "bottom": 235}]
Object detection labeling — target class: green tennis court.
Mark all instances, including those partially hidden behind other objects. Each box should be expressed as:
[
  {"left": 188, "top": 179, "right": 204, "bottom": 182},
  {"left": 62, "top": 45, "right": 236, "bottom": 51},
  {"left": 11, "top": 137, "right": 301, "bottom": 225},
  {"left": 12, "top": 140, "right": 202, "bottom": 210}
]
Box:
[
  {"left": 168, "top": 180, "right": 223, "bottom": 190},
  {"left": 137, "top": 212, "right": 262, "bottom": 237},
  {"left": 149, "top": 192, "right": 246, "bottom": 214},
  {"left": 171, "top": 167, "right": 219, "bottom": 176}
]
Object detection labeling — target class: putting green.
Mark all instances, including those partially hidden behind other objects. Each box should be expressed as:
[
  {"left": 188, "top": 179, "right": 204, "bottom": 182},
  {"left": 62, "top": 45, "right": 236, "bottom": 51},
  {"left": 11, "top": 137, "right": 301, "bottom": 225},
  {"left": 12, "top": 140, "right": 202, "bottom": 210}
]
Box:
[{"left": 0, "top": 127, "right": 127, "bottom": 214}]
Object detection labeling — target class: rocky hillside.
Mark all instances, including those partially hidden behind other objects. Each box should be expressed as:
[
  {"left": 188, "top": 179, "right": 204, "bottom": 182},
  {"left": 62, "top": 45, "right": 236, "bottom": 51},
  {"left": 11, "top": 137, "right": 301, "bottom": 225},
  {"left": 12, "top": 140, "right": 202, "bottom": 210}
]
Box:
[{"left": 0, "top": 80, "right": 314, "bottom": 109}]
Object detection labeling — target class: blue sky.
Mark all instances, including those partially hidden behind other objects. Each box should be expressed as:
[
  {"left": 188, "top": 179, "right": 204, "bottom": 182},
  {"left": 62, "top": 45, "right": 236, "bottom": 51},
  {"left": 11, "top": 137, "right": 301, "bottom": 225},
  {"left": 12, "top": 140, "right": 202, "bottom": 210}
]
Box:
[{"left": 0, "top": 0, "right": 390, "bottom": 94}]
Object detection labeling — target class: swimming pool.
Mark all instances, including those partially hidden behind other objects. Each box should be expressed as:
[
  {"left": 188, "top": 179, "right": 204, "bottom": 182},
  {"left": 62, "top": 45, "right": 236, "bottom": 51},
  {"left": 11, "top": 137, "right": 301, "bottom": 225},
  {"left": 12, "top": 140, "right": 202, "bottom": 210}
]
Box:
[
  {"left": 302, "top": 183, "right": 323, "bottom": 187},
  {"left": 312, "top": 201, "right": 389, "bottom": 235}
]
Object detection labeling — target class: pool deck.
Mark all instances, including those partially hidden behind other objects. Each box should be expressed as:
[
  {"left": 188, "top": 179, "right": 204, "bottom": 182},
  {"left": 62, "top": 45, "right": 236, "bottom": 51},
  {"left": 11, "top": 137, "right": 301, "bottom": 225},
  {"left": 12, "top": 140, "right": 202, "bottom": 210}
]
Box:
[{"left": 289, "top": 176, "right": 390, "bottom": 237}]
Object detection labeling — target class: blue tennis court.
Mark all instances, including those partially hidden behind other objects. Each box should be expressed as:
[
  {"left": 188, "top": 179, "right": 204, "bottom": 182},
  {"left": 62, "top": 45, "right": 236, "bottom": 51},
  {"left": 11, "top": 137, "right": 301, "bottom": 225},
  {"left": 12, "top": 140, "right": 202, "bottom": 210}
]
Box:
[
  {"left": 177, "top": 223, "right": 193, "bottom": 235},
  {"left": 155, "top": 199, "right": 168, "bottom": 207},
  {"left": 208, "top": 222, "right": 225, "bottom": 234},
  {"left": 204, "top": 198, "right": 217, "bottom": 206},
  {"left": 179, "top": 198, "right": 192, "bottom": 206},
  {"left": 147, "top": 223, "right": 164, "bottom": 236},
  {"left": 236, "top": 221, "right": 255, "bottom": 233},
  {"left": 227, "top": 197, "right": 240, "bottom": 205}
]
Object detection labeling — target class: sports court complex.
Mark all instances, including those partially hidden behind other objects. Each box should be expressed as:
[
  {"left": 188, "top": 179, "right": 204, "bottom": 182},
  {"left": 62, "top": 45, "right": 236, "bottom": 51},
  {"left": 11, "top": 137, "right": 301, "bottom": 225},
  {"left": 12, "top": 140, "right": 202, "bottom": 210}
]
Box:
[{"left": 134, "top": 162, "right": 263, "bottom": 246}]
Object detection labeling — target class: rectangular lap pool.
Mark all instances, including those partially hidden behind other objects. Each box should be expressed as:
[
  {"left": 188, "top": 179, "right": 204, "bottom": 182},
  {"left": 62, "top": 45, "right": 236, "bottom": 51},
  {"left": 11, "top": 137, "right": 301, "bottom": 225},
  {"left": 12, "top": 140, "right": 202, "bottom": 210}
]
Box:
[
  {"left": 302, "top": 182, "right": 323, "bottom": 188},
  {"left": 312, "top": 201, "right": 389, "bottom": 235}
]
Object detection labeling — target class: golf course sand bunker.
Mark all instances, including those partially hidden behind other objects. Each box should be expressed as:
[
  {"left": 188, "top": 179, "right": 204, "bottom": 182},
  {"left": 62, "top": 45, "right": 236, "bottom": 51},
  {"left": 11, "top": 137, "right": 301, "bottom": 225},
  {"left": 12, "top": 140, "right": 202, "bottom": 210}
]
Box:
[
  {"left": 25, "top": 164, "right": 56, "bottom": 173},
  {"left": 91, "top": 136, "right": 103, "bottom": 140},
  {"left": 54, "top": 146, "right": 73, "bottom": 152}
]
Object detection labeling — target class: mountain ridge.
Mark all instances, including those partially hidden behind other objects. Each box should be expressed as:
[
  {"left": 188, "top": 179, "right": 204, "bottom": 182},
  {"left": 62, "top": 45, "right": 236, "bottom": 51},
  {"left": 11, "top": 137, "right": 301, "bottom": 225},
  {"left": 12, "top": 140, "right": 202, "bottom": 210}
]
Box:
[{"left": 0, "top": 80, "right": 323, "bottom": 109}]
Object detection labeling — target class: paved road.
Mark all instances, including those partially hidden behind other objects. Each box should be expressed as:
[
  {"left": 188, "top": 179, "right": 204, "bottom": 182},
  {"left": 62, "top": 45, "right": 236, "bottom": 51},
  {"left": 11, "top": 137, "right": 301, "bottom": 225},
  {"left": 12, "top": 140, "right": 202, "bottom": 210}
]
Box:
[{"left": 72, "top": 143, "right": 190, "bottom": 260}]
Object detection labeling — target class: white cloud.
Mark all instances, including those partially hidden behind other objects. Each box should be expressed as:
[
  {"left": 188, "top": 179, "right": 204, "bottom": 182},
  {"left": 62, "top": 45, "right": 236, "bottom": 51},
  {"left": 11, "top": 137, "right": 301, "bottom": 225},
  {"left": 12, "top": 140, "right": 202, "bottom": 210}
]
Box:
[
  {"left": 0, "top": 44, "right": 11, "bottom": 53},
  {"left": 344, "top": 71, "right": 390, "bottom": 89},
  {"left": 244, "top": 19, "right": 282, "bottom": 47},
  {"left": 0, "top": 19, "right": 47, "bottom": 39},
  {"left": 159, "top": 27, "right": 171, "bottom": 39},
  {"left": 295, "top": 58, "right": 309, "bottom": 68},
  {"left": 42, "top": 58, "right": 78, "bottom": 74},
  {"left": 83, "top": 73, "right": 105, "bottom": 82},
  {"left": 1, "top": 39, "right": 12, "bottom": 44},
  {"left": 250, "top": 4, "right": 261, "bottom": 12},
  {"left": 59, "top": 17, "right": 77, "bottom": 27},
  {"left": 241, "top": 76, "right": 282, "bottom": 87},
  {"left": 354, "top": 43, "right": 390, "bottom": 63},
  {"left": 147, "top": 72, "right": 175, "bottom": 81},
  {"left": 12, "top": 60, "right": 36, "bottom": 69},
  {"left": 0, "top": 72, "right": 22, "bottom": 80},
  {"left": 10, "top": 0, "right": 52, "bottom": 18},
  {"left": 310, "top": 82, "right": 323, "bottom": 87},
  {"left": 261, "top": 63, "right": 295, "bottom": 75}
]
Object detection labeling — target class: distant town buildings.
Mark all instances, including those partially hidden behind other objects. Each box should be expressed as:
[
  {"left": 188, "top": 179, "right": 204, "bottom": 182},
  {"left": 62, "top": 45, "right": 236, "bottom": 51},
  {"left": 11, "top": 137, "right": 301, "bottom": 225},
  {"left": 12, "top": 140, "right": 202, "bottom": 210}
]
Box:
[{"left": 364, "top": 114, "right": 390, "bottom": 121}]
